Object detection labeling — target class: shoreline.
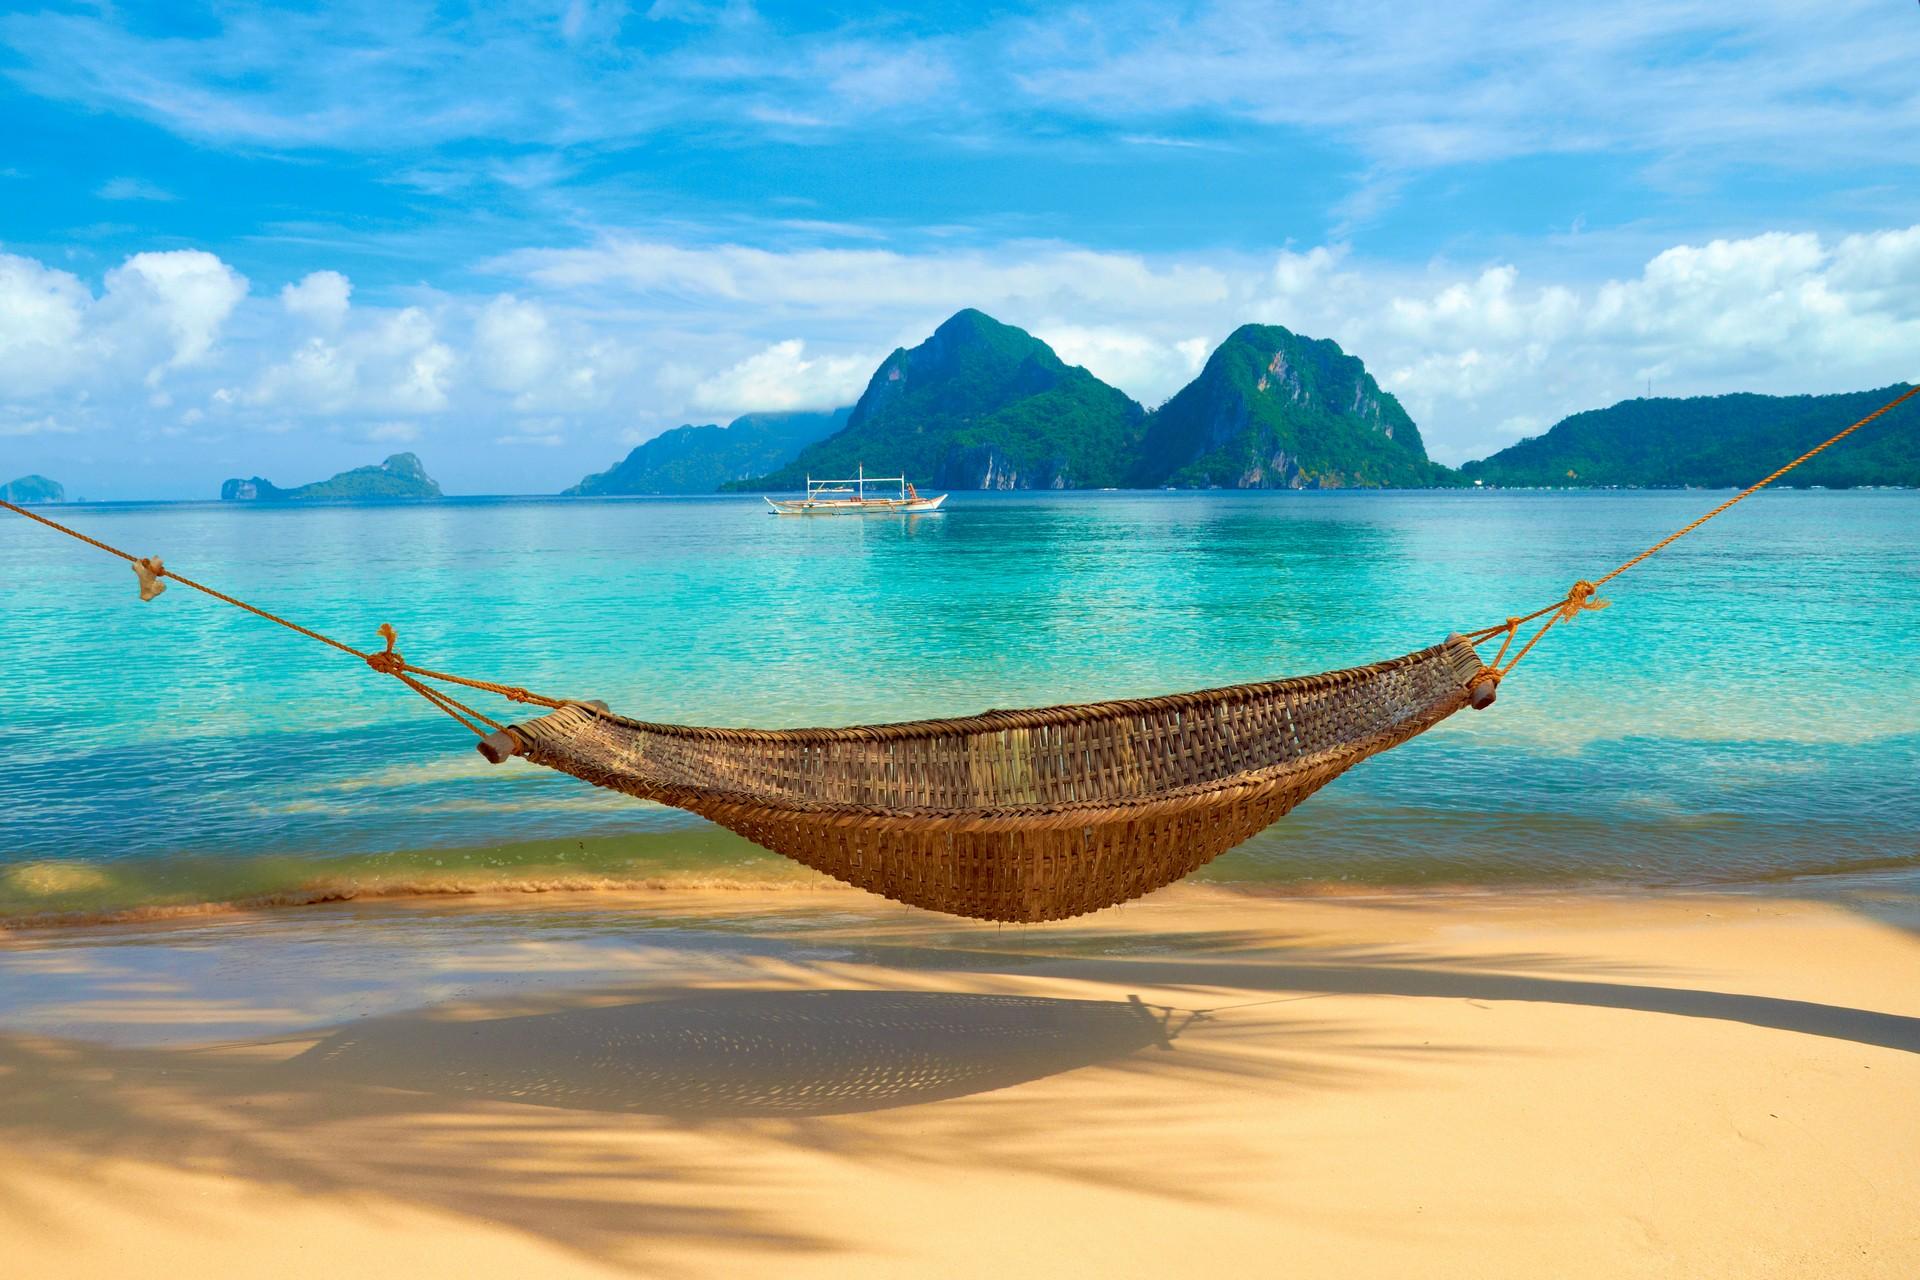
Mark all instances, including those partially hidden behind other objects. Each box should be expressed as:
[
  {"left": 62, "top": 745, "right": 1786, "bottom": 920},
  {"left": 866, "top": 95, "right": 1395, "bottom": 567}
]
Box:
[{"left": 7, "top": 856, "right": 1920, "bottom": 937}]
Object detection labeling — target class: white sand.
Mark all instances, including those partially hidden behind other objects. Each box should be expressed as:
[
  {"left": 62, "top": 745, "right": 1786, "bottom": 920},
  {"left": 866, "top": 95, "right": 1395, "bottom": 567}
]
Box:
[{"left": 2, "top": 879, "right": 1917, "bottom": 1278}]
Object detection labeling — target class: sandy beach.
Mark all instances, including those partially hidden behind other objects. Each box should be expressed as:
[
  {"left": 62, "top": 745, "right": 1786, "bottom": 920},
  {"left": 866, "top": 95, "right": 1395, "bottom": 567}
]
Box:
[{"left": 2, "top": 877, "right": 1916, "bottom": 1278}]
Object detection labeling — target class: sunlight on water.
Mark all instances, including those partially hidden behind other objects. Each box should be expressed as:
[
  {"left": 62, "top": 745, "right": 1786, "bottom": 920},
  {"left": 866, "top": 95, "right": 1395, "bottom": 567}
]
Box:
[{"left": 1, "top": 490, "right": 1915, "bottom": 920}]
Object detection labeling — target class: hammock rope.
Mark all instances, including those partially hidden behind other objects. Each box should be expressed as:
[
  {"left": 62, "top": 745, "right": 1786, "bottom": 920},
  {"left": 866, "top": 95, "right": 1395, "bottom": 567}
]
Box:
[
  {"left": 1, "top": 380, "right": 1912, "bottom": 921},
  {"left": 0, "top": 495, "right": 566, "bottom": 734},
  {"left": 1455, "top": 380, "right": 1920, "bottom": 696}
]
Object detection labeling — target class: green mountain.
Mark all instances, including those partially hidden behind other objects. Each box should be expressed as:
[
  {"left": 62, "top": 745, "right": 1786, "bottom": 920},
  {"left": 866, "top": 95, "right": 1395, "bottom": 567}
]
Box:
[
  {"left": 220, "top": 452, "right": 443, "bottom": 501},
  {"left": 1, "top": 474, "right": 64, "bottom": 503},
  {"left": 566, "top": 408, "right": 850, "bottom": 496},
  {"left": 734, "top": 310, "right": 1147, "bottom": 491},
  {"left": 1460, "top": 386, "right": 1920, "bottom": 488},
  {"left": 1132, "top": 324, "right": 1448, "bottom": 489}
]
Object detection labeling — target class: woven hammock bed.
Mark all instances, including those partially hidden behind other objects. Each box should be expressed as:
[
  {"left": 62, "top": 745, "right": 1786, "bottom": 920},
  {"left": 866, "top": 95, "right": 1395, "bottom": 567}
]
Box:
[
  {"left": 4, "top": 384, "right": 1912, "bottom": 922},
  {"left": 498, "top": 637, "right": 1487, "bottom": 921}
]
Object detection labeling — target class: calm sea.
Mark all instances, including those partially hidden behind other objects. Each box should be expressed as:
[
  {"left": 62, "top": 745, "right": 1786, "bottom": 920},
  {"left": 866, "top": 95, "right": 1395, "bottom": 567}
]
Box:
[{"left": 2, "top": 490, "right": 1915, "bottom": 922}]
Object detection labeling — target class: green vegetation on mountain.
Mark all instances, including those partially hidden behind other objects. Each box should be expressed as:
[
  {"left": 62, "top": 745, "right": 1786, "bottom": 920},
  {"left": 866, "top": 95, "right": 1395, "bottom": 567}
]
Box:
[
  {"left": 1133, "top": 325, "right": 1449, "bottom": 489},
  {"left": 220, "top": 452, "right": 443, "bottom": 501},
  {"left": 1, "top": 474, "right": 65, "bottom": 503},
  {"left": 1460, "top": 386, "right": 1920, "bottom": 488},
  {"left": 567, "top": 408, "right": 850, "bottom": 496},
  {"left": 709, "top": 310, "right": 1910, "bottom": 496},
  {"left": 735, "top": 310, "right": 1146, "bottom": 491}
]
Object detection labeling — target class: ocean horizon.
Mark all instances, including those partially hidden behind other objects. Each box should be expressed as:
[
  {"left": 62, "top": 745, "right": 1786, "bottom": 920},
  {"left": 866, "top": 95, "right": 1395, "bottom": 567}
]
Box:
[{"left": 3, "top": 487, "right": 1916, "bottom": 924}]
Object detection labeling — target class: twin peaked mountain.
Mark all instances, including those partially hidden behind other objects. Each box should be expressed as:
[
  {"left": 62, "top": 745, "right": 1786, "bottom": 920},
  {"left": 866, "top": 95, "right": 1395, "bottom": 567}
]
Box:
[{"left": 571, "top": 309, "right": 1447, "bottom": 495}]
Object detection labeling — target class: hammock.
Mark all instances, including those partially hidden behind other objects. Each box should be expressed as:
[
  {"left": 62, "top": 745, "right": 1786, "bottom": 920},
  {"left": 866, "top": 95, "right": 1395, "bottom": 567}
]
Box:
[
  {"left": 501, "top": 638, "right": 1485, "bottom": 920},
  {"left": 4, "top": 384, "right": 1912, "bottom": 921}
]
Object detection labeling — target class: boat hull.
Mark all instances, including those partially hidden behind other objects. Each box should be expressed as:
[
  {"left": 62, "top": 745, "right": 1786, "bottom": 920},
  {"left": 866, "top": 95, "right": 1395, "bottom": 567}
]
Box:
[{"left": 766, "top": 494, "right": 947, "bottom": 515}]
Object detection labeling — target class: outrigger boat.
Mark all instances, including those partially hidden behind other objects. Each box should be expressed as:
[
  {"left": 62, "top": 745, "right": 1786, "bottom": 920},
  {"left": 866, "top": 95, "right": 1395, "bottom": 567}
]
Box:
[{"left": 765, "top": 466, "right": 948, "bottom": 515}]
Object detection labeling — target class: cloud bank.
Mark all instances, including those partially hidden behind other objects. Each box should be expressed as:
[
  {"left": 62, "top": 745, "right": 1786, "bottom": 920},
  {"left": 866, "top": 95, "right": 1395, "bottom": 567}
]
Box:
[{"left": 5, "top": 224, "right": 1917, "bottom": 493}]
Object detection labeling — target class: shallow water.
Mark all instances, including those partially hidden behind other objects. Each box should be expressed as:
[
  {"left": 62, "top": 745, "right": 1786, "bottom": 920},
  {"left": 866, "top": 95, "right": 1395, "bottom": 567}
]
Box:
[{"left": 2, "top": 490, "right": 1915, "bottom": 921}]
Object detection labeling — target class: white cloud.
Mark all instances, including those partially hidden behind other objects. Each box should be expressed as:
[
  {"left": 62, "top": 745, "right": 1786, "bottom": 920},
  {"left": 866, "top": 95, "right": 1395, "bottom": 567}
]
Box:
[
  {"left": 1036, "top": 326, "right": 1209, "bottom": 405},
  {"left": 691, "top": 339, "right": 871, "bottom": 413},
  {"left": 8, "top": 0, "right": 1915, "bottom": 191},
  {"left": 0, "top": 253, "right": 94, "bottom": 394},
  {"left": 1118, "top": 133, "right": 1235, "bottom": 152},
  {"left": 744, "top": 105, "right": 830, "bottom": 129},
  {"left": 0, "top": 411, "right": 78, "bottom": 437},
  {"left": 251, "top": 338, "right": 354, "bottom": 409},
  {"left": 473, "top": 295, "right": 556, "bottom": 393},
  {"left": 814, "top": 42, "right": 955, "bottom": 111},
  {"left": 501, "top": 239, "right": 1233, "bottom": 315},
  {"left": 251, "top": 305, "right": 455, "bottom": 415},
  {"left": 281, "top": 270, "right": 351, "bottom": 329},
  {"left": 100, "top": 250, "right": 249, "bottom": 380},
  {"left": 96, "top": 176, "right": 177, "bottom": 201},
  {"left": 1008, "top": 1, "right": 1920, "bottom": 175},
  {"left": 0, "top": 4, "right": 959, "bottom": 152},
  {"left": 0, "top": 248, "right": 245, "bottom": 396},
  {"left": 496, "top": 429, "right": 567, "bottom": 447},
  {"left": 363, "top": 421, "right": 420, "bottom": 443},
  {"left": 470, "top": 294, "right": 637, "bottom": 412}
]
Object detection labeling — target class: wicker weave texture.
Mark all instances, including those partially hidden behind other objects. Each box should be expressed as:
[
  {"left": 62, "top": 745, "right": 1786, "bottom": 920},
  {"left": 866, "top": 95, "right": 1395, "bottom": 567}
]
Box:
[{"left": 509, "top": 636, "right": 1487, "bottom": 922}]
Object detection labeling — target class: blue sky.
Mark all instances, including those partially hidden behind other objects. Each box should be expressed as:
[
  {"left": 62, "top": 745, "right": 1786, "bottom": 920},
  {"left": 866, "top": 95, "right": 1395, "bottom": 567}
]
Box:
[{"left": 2, "top": 0, "right": 1918, "bottom": 497}]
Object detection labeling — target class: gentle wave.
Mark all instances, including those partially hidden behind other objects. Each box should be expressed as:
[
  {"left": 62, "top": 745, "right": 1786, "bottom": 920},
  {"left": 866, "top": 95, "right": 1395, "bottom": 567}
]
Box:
[
  {"left": 0, "top": 874, "right": 858, "bottom": 932},
  {"left": 5, "top": 817, "right": 1917, "bottom": 931},
  {"left": 0, "top": 828, "right": 819, "bottom": 929}
]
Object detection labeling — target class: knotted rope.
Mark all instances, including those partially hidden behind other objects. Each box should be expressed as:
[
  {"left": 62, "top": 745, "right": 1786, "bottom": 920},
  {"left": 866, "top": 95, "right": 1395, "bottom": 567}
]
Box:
[
  {"left": 1556, "top": 580, "right": 1608, "bottom": 622},
  {"left": 132, "top": 556, "right": 166, "bottom": 601}
]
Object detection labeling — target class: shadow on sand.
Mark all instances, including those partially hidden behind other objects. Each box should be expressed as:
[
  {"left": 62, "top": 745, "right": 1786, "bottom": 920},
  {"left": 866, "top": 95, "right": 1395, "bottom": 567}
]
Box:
[
  {"left": 290, "top": 989, "right": 1190, "bottom": 1117},
  {"left": 1005, "top": 956, "right": 1920, "bottom": 1054},
  {"left": 0, "top": 985, "right": 1264, "bottom": 1265},
  {"left": 6, "top": 921, "right": 1917, "bottom": 1271}
]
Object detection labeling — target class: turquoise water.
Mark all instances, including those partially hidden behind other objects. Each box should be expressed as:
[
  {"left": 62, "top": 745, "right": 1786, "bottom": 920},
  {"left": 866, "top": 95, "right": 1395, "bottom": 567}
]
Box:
[{"left": 2, "top": 491, "right": 1916, "bottom": 921}]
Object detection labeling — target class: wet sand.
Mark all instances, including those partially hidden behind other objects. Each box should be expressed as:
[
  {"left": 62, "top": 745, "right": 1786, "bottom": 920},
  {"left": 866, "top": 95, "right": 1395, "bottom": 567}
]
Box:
[{"left": 2, "top": 878, "right": 1917, "bottom": 1278}]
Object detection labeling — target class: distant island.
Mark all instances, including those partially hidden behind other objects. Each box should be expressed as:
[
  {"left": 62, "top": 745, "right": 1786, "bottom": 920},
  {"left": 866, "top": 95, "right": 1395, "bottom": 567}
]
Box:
[
  {"left": 1, "top": 474, "right": 65, "bottom": 504},
  {"left": 732, "top": 310, "right": 1150, "bottom": 491},
  {"left": 1131, "top": 323, "right": 1446, "bottom": 489},
  {"left": 715, "top": 308, "right": 1440, "bottom": 492},
  {"left": 558, "top": 310, "right": 1916, "bottom": 496},
  {"left": 1462, "top": 386, "right": 1919, "bottom": 489},
  {"left": 565, "top": 409, "right": 850, "bottom": 496},
  {"left": 221, "top": 453, "right": 443, "bottom": 501}
]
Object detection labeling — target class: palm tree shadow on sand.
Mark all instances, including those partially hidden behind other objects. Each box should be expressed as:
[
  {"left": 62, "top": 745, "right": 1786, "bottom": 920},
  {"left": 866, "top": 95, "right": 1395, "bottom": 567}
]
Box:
[
  {"left": 289, "top": 990, "right": 1202, "bottom": 1118},
  {"left": 0, "top": 986, "right": 1325, "bottom": 1265}
]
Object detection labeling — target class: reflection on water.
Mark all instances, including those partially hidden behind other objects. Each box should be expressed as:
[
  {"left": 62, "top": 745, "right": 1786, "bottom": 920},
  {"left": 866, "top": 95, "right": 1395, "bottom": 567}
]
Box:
[{"left": 1, "top": 490, "right": 1916, "bottom": 920}]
